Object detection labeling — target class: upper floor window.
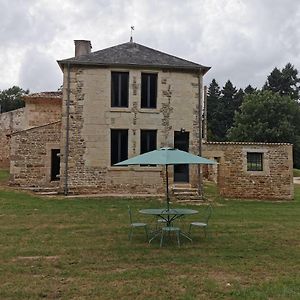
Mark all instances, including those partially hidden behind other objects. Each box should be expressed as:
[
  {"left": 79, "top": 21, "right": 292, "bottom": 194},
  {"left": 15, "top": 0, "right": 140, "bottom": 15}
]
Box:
[
  {"left": 247, "top": 152, "right": 263, "bottom": 171},
  {"left": 111, "top": 129, "right": 128, "bottom": 165},
  {"left": 140, "top": 130, "right": 157, "bottom": 154},
  {"left": 141, "top": 73, "right": 157, "bottom": 108},
  {"left": 111, "top": 72, "right": 129, "bottom": 107}
]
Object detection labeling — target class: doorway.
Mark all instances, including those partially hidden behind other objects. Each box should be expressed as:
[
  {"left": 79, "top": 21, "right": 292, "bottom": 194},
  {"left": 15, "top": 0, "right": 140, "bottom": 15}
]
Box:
[
  {"left": 51, "top": 149, "right": 60, "bottom": 181},
  {"left": 174, "top": 131, "right": 189, "bottom": 182}
]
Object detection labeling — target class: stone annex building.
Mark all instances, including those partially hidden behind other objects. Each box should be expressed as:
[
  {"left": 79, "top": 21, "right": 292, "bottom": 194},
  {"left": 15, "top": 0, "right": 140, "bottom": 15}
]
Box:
[{"left": 0, "top": 40, "right": 294, "bottom": 200}]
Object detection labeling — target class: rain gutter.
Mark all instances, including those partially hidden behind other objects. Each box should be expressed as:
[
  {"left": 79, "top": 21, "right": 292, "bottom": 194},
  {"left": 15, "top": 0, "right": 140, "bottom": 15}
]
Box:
[
  {"left": 197, "top": 72, "right": 203, "bottom": 198},
  {"left": 64, "top": 62, "right": 71, "bottom": 195}
]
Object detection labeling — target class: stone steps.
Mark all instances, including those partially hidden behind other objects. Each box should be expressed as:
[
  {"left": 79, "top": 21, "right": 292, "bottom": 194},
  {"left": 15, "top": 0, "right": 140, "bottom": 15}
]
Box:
[
  {"left": 171, "top": 185, "right": 203, "bottom": 202},
  {"left": 22, "top": 187, "right": 59, "bottom": 195}
]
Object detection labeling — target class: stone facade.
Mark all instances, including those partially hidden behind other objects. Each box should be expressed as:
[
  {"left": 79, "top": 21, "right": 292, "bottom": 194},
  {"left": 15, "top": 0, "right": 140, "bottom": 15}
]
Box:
[
  {"left": 23, "top": 92, "right": 62, "bottom": 128},
  {"left": 9, "top": 122, "right": 61, "bottom": 188},
  {"left": 202, "top": 142, "right": 294, "bottom": 200},
  {"left": 59, "top": 66, "right": 202, "bottom": 194},
  {"left": 0, "top": 108, "right": 25, "bottom": 168}
]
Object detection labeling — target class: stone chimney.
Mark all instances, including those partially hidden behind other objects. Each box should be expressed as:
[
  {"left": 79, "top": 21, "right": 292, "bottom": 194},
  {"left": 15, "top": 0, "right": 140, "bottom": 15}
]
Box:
[{"left": 74, "top": 40, "right": 92, "bottom": 57}]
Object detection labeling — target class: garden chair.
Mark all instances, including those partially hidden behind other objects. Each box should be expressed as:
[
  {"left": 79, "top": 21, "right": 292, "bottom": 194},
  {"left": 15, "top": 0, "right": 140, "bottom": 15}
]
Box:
[
  {"left": 160, "top": 226, "right": 181, "bottom": 247},
  {"left": 128, "top": 206, "right": 149, "bottom": 241},
  {"left": 188, "top": 205, "right": 212, "bottom": 238}
]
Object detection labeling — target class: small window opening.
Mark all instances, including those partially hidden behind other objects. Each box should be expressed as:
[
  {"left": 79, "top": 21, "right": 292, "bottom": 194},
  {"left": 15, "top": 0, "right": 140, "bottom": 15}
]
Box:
[
  {"left": 247, "top": 152, "right": 263, "bottom": 171},
  {"left": 51, "top": 149, "right": 60, "bottom": 181}
]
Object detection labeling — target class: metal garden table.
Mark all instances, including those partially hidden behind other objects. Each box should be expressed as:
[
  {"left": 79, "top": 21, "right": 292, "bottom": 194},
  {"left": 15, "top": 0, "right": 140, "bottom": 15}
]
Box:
[{"left": 139, "top": 208, "right": 198, "bottom": 243}]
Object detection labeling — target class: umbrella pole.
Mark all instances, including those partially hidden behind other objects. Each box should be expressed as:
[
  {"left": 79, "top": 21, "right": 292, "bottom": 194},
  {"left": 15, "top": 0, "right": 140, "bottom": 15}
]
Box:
[{"left": 166, "top": 165, "right": 170, "bottom": 210}]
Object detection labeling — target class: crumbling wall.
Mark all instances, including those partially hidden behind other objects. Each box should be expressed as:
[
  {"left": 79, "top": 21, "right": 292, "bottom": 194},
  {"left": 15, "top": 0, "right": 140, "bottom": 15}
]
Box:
[
  {"left": 9, "top": 122, "right": 61, "bottom": 188},
  {"left": 0, "top": 108, "right": 25, "bottom": 168}
]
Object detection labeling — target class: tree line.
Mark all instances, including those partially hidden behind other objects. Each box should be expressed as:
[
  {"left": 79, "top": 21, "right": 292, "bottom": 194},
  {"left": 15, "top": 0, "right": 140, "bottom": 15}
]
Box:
[
  {"left": 0, "top": 86, "right": 28, "bottom": 113},
  {"left": 207, "top": 63, "right": 300, "bottom": 168}
]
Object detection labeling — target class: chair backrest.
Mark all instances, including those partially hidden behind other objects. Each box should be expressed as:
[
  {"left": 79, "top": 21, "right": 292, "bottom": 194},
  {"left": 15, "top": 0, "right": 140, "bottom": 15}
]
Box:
[
  {"left": 128, "top": 205, "right": 133, "bottom": 224},
  {"left": 203, "top": 205, "right": 212, "bottom": 224}
]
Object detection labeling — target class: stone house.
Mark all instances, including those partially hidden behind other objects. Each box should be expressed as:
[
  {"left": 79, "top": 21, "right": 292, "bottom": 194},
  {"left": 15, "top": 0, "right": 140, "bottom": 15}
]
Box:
[{"left": 6, "top": 40, "right": 294, "bottom": 200}]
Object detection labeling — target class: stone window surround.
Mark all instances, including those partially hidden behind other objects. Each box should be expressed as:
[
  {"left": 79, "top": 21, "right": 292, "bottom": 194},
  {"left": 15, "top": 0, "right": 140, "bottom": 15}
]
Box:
[
  {"left": 242, "top": 147, "right": 270, "bottom": 176},
  {"left": 109, "top": 69, "right": 161, "bottom": 113}
]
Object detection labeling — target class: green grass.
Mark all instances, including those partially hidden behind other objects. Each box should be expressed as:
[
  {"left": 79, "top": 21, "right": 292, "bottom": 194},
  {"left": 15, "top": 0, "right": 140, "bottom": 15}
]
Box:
[
  {"left": 293, "top": 168, "right": 300, "bottom": 177},
  {"left": 0, "top": 168, "right": 9, "bottom": 182},
  {"left": 0, "top": 181, "right": 300, "bottom": 299}
]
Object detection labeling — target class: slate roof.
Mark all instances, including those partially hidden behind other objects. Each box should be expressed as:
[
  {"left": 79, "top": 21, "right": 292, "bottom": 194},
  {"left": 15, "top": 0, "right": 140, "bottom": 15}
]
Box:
[{"left": 57, "top": 42, "right": 210, "bottom": 74}]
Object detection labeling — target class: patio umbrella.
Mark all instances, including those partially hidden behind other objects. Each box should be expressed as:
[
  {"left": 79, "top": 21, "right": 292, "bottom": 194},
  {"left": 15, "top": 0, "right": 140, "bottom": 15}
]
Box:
[{"left": 115, "top": 147, "right": 216, "bottom": 210}]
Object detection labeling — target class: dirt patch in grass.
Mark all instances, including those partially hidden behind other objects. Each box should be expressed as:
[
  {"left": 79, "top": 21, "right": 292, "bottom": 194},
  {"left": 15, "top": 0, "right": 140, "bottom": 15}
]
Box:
[{"left": 13, "top": 256, "right": 60, "bottom": 261}]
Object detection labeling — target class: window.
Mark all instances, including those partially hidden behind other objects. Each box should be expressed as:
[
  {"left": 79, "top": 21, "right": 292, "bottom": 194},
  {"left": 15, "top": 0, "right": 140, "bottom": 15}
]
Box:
[
  {"left": 140, "top": 130, "right": 157, "bottom": 154},
  {"left": 111, "top": 129, "right": 128, "bottom": 165},
  {"left": 141, "top": 73, "right": 157, "bottom": 108},
  {"left": 51, "top": 149, "right": 60, "bottom": 181},
  {"left": 111, "top": 72, "right": 129, "bottom": 107},
  {"left": 247, "top": 152, "right": 263, "bottom": 171}
]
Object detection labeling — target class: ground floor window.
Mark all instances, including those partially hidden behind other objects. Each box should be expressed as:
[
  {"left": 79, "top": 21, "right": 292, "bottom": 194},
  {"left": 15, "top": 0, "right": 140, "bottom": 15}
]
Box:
[
  {"left": 140, "top": 130, "right": 157, "bottom": 154},
  {"left": 111, "top": 129, "right": 128, "bottom": 165},
  {"left": 247, "top": 152, "right": 263, "bottom": 171},
  {"left": 51, "top": 149, "right": 60, "bottom": 181}
]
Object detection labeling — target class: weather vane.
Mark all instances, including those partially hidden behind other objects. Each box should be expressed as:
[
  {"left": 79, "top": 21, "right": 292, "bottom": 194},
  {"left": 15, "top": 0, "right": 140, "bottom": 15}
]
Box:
[{"left": 130, "top": 26, "right": 134, "bottom": 42}]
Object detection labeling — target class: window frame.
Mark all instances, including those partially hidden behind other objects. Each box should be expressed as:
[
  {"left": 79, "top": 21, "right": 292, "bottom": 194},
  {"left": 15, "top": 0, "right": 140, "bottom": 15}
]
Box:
[
  {"left": 140, "top": 129, "right": 157, "bottom": 154},
  {"left": 141, "top": 73, "right": 157, "bottom": 109},
  {"left": 140, "top": 129, "right": 157, "bottom": 167},
  {"left": 110, "top": 129, "right": 128, "bottom": 166},
  {"left": 111, "top": 71, "right": 129, "bottom": 108},
  {"left": 247, "top": 152, "right": 263, "bottom": 171}
]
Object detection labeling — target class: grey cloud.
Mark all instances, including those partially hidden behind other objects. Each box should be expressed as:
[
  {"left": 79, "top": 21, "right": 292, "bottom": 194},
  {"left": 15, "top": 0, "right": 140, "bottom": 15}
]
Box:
[
  {"left": 19, "top": 48, "right": 62, "bottom": 92},
  {"left": 0, "top": 0, "right": 299, "bottom": 92}
]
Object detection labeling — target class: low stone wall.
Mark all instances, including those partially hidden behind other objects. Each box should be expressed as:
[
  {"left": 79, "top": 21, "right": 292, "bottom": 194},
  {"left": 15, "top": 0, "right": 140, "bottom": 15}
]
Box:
[
  {"left": 9, "top": 122, "right": 61, "bottom": 188},
  {"left": 0, "top": 108, "right": 25, "bottom": 168},
  {"left": 203, "top": 142, "right": 294, "bottom": 200}
]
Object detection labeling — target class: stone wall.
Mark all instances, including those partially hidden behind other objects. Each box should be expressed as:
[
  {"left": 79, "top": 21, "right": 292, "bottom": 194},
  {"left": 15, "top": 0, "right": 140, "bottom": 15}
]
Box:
[
  {"left": 9, "top": 122, "right": 61, "bottom": 188},
  {"left": 202, "top": 142, "right": 294, "bottom": 200},
  {"left": 0, "top": 108, "right": 25, "bottom": 168},
  {"left": 59, "top": 66, "right": 203, "bottom": 194},
  {"left": 24, "top": 98, "right": 62, "bottom": 128}
]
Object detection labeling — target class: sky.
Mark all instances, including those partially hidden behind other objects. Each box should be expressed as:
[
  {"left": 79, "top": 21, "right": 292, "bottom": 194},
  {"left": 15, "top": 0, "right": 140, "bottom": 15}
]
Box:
[{"left": 0, "top": 0, "right": 299, "bottom": 93}]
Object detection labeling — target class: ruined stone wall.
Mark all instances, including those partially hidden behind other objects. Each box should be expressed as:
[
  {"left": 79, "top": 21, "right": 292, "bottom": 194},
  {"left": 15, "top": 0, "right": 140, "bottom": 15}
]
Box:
[
  {"left": 203, "top": 142, "right": 294, "bottom": 200},
  {"left": 24, "top": 98, "right": 62, "bottom": 128},
  {"left": 9, "top": 122, "right": 61, "bottom": 188},
  {"left": 60, "top": 66, "right": 202, "bottom": 194},
  {"left": 0, "top": 108, "right": 25, "bottom": 168}
]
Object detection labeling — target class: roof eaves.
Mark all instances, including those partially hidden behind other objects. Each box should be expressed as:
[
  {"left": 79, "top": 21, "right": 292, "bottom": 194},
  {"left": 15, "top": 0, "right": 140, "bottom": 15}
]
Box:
[
  {"left": 204, "top": 141, "right": 292, "bottom": 146},
  {"left": 57, "top": 60, "right": 210, "bottom": 73},
  {"left": 7, "top": 121, "right": 61, "bottom": 137}
]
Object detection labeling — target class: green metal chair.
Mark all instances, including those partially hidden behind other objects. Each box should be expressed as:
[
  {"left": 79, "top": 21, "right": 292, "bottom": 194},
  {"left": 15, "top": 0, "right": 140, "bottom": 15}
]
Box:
[
  {"left": 128, "top": 206, "right": 149, "bottom": 241},
  {"left": 160, "top": 226, "right": 181, "bottom": 247},
  {"left": 188, "top": 205, "right": 212, "bottom": 238}
]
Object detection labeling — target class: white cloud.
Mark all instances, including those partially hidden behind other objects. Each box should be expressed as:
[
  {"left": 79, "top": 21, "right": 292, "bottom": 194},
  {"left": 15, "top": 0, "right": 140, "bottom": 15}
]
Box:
[{"left": 0, "top": 0, "right": 299, "bottom": 92}]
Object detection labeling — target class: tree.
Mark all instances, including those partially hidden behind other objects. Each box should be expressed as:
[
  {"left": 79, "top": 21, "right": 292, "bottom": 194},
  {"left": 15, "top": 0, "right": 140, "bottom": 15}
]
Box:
[
  {"left": 215, "top": 80, "right": 237, "bottom": 140},
  {"left": 206, "top": 79, "right": 221, "bottom": 141},
  {"left": 263, "top": 63, "right": 300, "bottom": 101},
  {"left": 244, "top": 84, "right": 256, "bottom": 94},
  {"left": 0, "top": 86, "right": 28, "bottom": 113},
  {"left": 228, "top": 90, "right": 300, "bottom": 167}
]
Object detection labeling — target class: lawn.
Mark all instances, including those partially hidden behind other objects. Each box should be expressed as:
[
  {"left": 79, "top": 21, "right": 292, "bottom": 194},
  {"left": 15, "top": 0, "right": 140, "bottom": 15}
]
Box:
[
  {"left": 293, "top": 168, "right": 300, "bottom": 177},
  {"left": 0, "top": 177, "right": 299, "bottom": 299}
]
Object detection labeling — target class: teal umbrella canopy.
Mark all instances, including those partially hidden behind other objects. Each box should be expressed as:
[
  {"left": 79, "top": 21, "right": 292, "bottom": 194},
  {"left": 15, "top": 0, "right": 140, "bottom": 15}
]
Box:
[
  {"left": 115, "top": 147, "right": 216, "bottom": 210},
  {"left": 115, "top": 147, "right": 216, "bottom": 166}
]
